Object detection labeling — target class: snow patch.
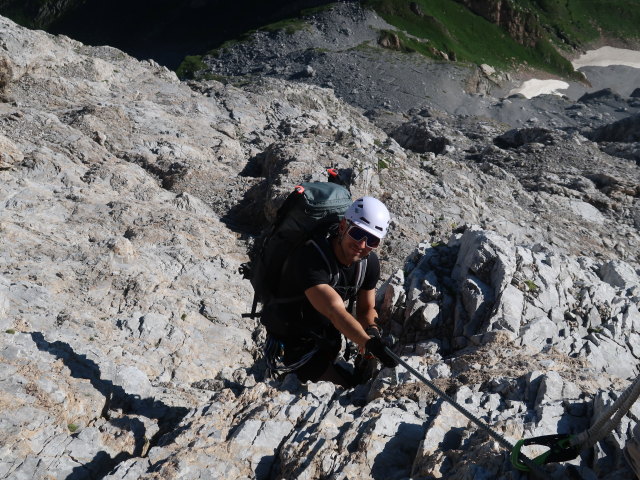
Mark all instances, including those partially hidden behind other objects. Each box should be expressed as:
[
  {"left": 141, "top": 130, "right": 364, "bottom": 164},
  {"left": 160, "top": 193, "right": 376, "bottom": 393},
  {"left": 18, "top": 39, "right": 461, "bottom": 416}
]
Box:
[
  {"left": 508, "top": 79, "right": 570, "bottom": 99},
  {"left": 572, "top": 46, "right": 640, "bottom": 69}
]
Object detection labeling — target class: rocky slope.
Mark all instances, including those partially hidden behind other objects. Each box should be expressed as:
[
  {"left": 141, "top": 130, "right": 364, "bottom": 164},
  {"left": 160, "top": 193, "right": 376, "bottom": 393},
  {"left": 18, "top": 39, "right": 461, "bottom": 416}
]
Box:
[
  {"left": 1, "top": 12, "right": 640, "bottom": 480},
  {"left": 203, "top": 3, "right": 640, "bottom": 127},
  {"left": 0, "top": 0, "right": 343, "bottom": 69}
]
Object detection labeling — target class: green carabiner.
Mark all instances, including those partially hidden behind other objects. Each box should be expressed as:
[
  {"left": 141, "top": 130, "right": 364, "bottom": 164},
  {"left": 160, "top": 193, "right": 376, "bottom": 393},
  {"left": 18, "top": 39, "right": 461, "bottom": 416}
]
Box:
[{"left": 511, "top": 434, "right": 579, "bottom": 472}]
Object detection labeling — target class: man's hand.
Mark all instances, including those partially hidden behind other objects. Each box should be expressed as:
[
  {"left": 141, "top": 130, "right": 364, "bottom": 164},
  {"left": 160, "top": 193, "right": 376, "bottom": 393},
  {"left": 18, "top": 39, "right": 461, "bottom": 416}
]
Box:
[
  {"left": 365, "top": 337, "right": 398, "bottom": 368},
  {"left": 365, "top": 325, "right": 381, "bottom": 338}
]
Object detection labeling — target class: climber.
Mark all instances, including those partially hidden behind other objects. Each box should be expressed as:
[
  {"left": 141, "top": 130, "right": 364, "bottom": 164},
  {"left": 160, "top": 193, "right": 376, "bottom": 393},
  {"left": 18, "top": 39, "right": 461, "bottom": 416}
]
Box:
[{"left": 262, "top": 196, "right": 398, "bottom": 388}]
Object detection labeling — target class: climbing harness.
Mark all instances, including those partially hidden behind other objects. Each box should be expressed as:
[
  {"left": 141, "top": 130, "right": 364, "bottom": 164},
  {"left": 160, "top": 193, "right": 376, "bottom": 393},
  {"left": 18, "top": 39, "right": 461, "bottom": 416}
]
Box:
[
  {"left": 384, "top": 347, "right": 552, "bottom": 479},
  {"left": 511, "top": 373, "right": 640, "bottom": 472}
]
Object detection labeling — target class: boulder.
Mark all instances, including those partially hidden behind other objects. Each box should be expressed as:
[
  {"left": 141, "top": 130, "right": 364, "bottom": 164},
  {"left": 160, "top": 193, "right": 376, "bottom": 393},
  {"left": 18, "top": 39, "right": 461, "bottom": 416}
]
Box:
[
  {"left": 599, "top": 260, "right": 640, "bottom": 290},
  {"left": 587, "top": 113, "right": 640, "bottom": 143},
  {"left": 493, "top": 127, "right": 555, "bottom": 148}
]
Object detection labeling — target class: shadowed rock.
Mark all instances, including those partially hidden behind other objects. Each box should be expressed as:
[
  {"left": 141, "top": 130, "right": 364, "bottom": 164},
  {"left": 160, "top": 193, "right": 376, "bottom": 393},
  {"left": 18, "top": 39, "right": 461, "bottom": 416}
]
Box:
[{"left": 587, "top": 113, "right": 640, "bottom": 143}]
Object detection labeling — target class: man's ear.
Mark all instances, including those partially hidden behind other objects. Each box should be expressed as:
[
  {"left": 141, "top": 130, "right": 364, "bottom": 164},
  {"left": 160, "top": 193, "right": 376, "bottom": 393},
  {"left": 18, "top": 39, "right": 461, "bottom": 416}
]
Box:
[{"left": 338, "top": 218, "right": 348, "bottom": 233}]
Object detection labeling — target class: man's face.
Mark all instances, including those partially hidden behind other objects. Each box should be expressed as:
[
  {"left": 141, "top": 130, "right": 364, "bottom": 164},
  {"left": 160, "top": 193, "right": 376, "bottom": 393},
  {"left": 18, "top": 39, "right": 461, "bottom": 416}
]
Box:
[{"left": 338, "top": 220, "right": 380, "bottom": 263}]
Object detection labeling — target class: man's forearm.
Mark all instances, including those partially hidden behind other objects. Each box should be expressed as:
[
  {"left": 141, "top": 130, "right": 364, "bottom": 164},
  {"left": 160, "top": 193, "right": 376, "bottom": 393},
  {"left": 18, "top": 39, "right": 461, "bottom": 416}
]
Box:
[
  {"left": 355, "top": 288, "right": 378, "bottom": 330},
  {"left": 357, "top": 310, "right": 378, "bottom": 330},
  {"left": 305, "top": 284, "right": 372, "bottom": 347},
  {"left": 329, "top": 309, "right": 372, "bottom": 348}
]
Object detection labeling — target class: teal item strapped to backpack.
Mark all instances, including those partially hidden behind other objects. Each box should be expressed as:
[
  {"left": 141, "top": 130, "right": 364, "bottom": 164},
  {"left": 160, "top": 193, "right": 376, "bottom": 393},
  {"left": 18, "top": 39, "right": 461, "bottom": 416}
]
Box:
[{"left": 243, "top": 179, "right": 353, "bottom": 320}]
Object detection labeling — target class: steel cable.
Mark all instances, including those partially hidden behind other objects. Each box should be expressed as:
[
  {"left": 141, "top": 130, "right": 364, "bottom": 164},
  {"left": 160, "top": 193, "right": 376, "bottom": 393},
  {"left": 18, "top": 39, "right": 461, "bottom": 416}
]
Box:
[{"left": 385, "top": 347, "right": 552, "bottom": 479}]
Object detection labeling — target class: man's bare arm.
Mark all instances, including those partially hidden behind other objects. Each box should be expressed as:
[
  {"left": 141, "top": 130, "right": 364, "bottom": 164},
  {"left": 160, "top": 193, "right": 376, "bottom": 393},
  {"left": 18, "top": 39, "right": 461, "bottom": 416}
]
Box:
[
  {"left": 355, "top": 288, "right": 378, "bottom": 330},
  {"left": 304, "top": 284, "right": 370, "bottom": 348}
]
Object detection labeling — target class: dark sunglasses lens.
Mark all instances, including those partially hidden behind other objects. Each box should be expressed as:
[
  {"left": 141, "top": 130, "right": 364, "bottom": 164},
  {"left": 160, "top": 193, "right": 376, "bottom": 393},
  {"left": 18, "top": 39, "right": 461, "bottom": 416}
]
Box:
[
  {"left": 348, "top": 228, "right": 366, "bottom": 243},
  {"left": 348, "top": 226, "right": 380, "bottom": 247},
  {"left": 366, "top": 235, "right": 380, "bottom": 248}
]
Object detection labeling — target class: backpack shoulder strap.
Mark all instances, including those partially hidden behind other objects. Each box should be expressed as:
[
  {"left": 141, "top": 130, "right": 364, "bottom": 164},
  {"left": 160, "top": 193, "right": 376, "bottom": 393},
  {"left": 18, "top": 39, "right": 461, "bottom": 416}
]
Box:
[
  {"left": 278, "top": 236, "right": 365, "bottom": 309},
  {"left": 307, "top": 237, "right": 340, "bottom": 288},
  {"left": 309, "top": 238, "right": 368, "bottom": 293},
  {"left": 268, "top": 236, "right": 337, "bottom": 306},
  {"left": 354, "top": 257, "right": 368, "bottom": 292},
  {"left": 346, "top": 257, "right": 368, "bottom": 314}
]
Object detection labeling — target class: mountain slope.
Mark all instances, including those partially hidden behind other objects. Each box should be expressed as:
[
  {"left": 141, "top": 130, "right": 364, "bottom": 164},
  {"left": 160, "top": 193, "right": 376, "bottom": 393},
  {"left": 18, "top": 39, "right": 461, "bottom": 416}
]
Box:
[
  {"left": 199, "top": 3, "right": 640, "bottom": 125},
  {"left": 0, "top": 0, "right": 339, "bottom": 69},
  {"left": 0, "top": 10, "right": 639, "bottom": 480},
  {"left": 3, "top": 0, "right": 640, "bottom": 75}
]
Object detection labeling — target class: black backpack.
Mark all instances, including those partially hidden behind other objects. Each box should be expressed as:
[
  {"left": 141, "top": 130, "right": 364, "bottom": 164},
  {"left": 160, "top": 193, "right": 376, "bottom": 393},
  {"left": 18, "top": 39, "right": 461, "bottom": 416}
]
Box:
[{"left": 241, "top": 169, "right": 366, "bottom": 321}]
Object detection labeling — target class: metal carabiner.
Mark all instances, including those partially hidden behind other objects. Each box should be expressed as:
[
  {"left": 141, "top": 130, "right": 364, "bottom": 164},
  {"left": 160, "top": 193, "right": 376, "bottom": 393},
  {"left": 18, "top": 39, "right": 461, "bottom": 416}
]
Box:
[{"left": 510, "top": 434, "right": 581, "bottom": 472}]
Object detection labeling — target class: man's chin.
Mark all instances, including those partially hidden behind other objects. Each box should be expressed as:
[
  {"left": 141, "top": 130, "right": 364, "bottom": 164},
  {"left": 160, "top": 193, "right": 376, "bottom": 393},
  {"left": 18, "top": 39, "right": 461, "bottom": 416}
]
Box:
[
  {"left": 337, "top": 241, "right": 369, "bottom": 264},
  {"left": 351, "top": 251, "right": 368, "bottom": 262}
]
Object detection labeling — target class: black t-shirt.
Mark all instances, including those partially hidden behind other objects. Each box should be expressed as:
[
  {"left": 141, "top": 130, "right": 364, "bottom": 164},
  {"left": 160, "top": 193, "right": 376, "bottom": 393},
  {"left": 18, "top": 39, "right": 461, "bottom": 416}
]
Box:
[
  {"left": 275, "top": 237, "right": 380, "bottom": 335},
  {"left": 278, "top": 238, "right": 380, "bottom": 299}
]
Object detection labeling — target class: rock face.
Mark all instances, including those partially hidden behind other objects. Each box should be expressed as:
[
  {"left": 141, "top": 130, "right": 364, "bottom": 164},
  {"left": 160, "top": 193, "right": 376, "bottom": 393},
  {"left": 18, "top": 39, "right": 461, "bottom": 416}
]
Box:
[
  {"left": 1, "top": 13, "right": 640, "bottom": 480},
  {"left": 588, "top": 113, "right": 640, "bottom": 143},
  {"left": 454, "top": 0, "right": 542, "bottom": 47},
  {"left": 0, "top": 0, "right": 84, "bottom": 28},
  {"left": 100, "top": 227, "right": 640, "bottom": 480}
]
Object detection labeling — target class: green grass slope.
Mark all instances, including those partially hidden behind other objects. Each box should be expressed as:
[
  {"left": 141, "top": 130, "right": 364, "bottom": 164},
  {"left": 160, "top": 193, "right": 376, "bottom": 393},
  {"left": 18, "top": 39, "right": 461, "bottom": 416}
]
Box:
[
  {"left": 524, "top": 0, "right": 640, "bottom": 46},
  {"left": 172, "top": 0, "right": 640, "bottom": 80},
  {"left": 365, "top": 0, "right": 640, "bottom": 79}
]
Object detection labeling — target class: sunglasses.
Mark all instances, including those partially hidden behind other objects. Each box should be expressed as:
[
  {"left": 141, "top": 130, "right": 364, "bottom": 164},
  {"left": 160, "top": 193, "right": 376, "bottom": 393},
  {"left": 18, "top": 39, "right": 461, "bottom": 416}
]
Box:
[{"left": 346, "top": 224, "right": 381, "bottom": 248}]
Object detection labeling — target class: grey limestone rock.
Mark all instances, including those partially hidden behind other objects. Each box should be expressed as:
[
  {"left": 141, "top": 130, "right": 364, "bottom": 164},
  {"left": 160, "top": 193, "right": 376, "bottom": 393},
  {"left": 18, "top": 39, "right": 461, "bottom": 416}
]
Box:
[
  {"left": 519, "top": 317, "right": 559, "bottom": 352},
  {"left": 1, "top": 11, "right": 640, "bottom": 480},
  {"left": 599, "top": 260, "right": 640, "bottom": 290}
]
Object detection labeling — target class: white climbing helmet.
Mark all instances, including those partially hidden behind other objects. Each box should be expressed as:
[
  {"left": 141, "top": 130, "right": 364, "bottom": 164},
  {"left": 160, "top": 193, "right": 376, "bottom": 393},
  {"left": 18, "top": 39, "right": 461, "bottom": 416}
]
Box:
[{"left": 345, "top": 196, "right": 391, "bottom": 238}]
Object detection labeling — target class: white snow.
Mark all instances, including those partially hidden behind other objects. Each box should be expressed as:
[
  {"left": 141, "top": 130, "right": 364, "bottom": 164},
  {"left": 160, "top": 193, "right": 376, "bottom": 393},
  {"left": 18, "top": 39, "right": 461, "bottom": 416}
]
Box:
[
  {"left": 508, "top": 79, "right": 570, "bottom": 99},
  {"left": 572, "top": 46, "right": 640, "bottom": 69},
  {"left": 508, "top": 46, "right": 640, "bottom": 99}
]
